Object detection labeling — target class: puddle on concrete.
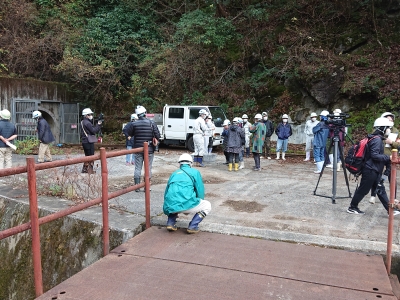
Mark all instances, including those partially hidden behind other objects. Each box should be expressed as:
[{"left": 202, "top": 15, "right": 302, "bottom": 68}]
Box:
[{"left": 222, "top": 200, "right": 266, "bottom": 213}]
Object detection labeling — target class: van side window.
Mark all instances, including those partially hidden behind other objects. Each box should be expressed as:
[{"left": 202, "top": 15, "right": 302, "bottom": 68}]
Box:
[
  {"left": 169, "top": 108, "right": 184, "bottom": 119},
  {"left": 189, "top": 108, "right": 200, "bottom": 119}
]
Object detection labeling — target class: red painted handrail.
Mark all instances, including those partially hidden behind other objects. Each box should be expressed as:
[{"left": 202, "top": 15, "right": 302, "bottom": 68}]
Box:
[
  {"left": 387, "top": 149, "right": 398, "bottom": 274},
  {"left": 0, "top": 144, "right": 151, "bottom": 297}
]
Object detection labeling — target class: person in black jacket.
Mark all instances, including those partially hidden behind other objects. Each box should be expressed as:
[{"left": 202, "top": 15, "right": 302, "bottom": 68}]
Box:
[
  {"left": 124, "top": 105, "right": 161, "bottom": 191},
  {"left": 347, "top": 117, "right": 393, "bottom": 215},
  {"left": 32, "top": 110, "right": 55, "bottom": 163},
  {"left": 80, "top": 108, "right": 102, "bottom": 173},
  {"left": 261, "top": 112, "right": 274, "bottom": 159},
  {"left": 0, "top": 109, "right": 17, "bottom": 169}
]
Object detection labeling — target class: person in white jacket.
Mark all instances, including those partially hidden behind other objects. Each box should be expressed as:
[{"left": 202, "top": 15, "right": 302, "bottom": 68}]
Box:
[
  {"left": 242, "top": 114, "right": 252, "bottom": 158},
  {"left": 204, "top": 115, "right": 215, "bottom": 153},
  {"left": 193, "top": 109, "right": 209, "bottom": 167},
  {"left": 304, "top": 112, "right": 319, "bottom": 161}
]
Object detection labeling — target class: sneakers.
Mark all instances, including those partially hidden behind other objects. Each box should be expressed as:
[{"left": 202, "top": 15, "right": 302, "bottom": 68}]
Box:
[
  {"left": 326, "top": 164, "right": 333, "bottom": 168},
  {"left": 369, "top": 196, "right": 376, "bottom": 204},
  {"left": 393, "top": 210, "right": 400, "bottom": 216},
  {"left": 303, "top": 158, "right": 310, "bottom": 161},
  {"left": 347, "top": 207, "right": 365, "bottom": 214},
  {"left": 253, "top": 167, "right": 261, "bottom": 171},
  {"left": 267, "top": 157, "right": 271, "bottom": 160}
]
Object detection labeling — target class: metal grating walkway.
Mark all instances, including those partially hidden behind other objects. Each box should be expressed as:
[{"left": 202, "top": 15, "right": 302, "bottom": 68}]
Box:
[{"left": 36, "top": 227, "right": 397, "bottom": 299}]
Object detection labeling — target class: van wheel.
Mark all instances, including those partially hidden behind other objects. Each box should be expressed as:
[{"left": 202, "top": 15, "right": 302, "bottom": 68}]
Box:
[{"left": 187, "top": 136, "right": 195, "bottom": 152}]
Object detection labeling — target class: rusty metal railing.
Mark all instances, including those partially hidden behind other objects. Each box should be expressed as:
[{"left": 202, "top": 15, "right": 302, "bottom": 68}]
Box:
[
  {"left": 387, "top": 149, "right": 398, "bottom": 274},
  {"left": 0, "top": 143, "right": 151, "bottom": 297}
]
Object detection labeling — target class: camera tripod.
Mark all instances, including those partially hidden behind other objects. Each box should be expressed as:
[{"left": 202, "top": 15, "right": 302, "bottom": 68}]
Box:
[{"left": 313, "top": 128, "right": 352, "bottom": 204}]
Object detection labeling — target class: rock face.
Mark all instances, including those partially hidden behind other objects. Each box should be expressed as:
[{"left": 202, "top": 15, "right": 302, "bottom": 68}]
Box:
[{"left": 309, "top": 69, "right": 345, "bottom": 106}]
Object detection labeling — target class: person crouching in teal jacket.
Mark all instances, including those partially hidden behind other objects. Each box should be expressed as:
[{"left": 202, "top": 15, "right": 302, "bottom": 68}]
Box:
[{"left": 163, "top": 153, "right": 212, "bottom": 233}]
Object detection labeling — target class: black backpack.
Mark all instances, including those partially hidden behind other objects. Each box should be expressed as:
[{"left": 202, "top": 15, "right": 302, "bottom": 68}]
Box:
[{"left": 345, "top": 135, "right": 380, "bottom": 176}]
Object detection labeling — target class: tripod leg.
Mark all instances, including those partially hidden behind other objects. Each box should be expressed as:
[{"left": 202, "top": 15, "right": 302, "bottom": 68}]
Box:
[
  {"left": 339, "top": 145, "right": 352, "bottom": 198},
  {"left": 332, "top": 139, "right": 339, "bottom": 204},
  {"left": 313, "top": 141, "right": 333, "bottom": 195}
]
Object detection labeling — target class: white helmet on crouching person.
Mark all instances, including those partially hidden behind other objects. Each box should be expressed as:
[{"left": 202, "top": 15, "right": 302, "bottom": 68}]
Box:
[
  {"left": 32, "top": 110, "right": 42, "bottom": 119},
  {"left": 135, "top": 105, "right": 147, "bottom": 117},
  {"left": 178, "top": 153, "right": 193, "bottom": 165},
  {"left": 373, "top": 117, "right": 393, "bottom": 135}
]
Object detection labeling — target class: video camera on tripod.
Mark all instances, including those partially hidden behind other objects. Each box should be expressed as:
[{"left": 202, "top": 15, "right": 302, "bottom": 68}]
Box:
[{"left": 324, "top": 113, "right": 351, "bottom": 128}]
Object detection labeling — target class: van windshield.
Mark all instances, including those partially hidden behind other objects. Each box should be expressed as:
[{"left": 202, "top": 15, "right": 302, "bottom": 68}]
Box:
[
  {"left": 208, "top": 107, "right": 227, "bottom": 127},
  {"left": 188, "top": 106, "right": 227, "bottom": 127}
]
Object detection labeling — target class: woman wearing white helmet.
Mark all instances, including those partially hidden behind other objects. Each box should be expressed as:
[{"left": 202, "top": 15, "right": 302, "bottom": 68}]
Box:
[
  {"left": 33, "top": 110, "right": 55, "bottom": 163},
  {"left": 249, "top": 114, "right": 266, "bottom": 171},
  {"left": 0, "top": 109, "right": 17, "bottom": 169},
  {"left": 193, "top": 109, "right": 209, "bottom": 167},
  {"left": 275, "top": 114, "right": 292, "bottom": 160},
  {"left": 80, "top": 108, "right": 102, "bottom": 173},
  {"left": 163, "top": 153, "right": 211, "bottom": 233},
  {"left": 224, "top": 117, "right": 245, "bottom": 171},
  {"left": 221, "top": 119, "right": 231, "bottom": 165},
  {"left": 122, "top": 114, "right": 138, "bottom": 166},
  {"left": 304, "top": 112, "right": 319, "bottom": 161},
  {"left": 347, "top": 117, "right": 394, "bottom": 215}
]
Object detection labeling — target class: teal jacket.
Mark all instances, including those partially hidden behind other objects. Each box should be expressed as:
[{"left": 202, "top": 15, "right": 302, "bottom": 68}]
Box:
[{"left": 163, "top": 164, "right": 205, "bottom": 215}]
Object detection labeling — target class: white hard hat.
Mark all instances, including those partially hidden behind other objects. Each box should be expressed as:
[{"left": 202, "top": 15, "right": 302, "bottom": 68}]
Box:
[
  {"left": 282, "top": 114, "right": 289, "bottom": 119},
  {"left": 381, "top": 112, "right": 395, "bottom": 120},
  {"left": 320, "top": 110, "right": 329, "bottom": 116},
  {"left": 333, "top": 108, "right": 342, "bottom": 114},
  {"left": 131, "top": 113, "right": 138, "bottom": 121},
  {"left": 222, "top": 119, "right": 231, "bottom": 126},
  {"left": 242, "top": 114, "right": 248, "bottom": 119},
  {"left": 32, "top": 110, "right": 42, "bottom": 118},
  {"left": 254, "top": 113, "right": 262, "bottom": 119},
  {"left": 207, "top": 115, "right": 212, "bottom": 119},
  {"left": 232, "top": 117, "right": 240, "bottom": 123},
  {"left": 310, "top": 112, "right": 318, "bottom": 117},
  {"left": 0, "top": 109, "right": 11, "bottom": 120},
  {"left": 82, "top": 108, "right": 94, "bottom": 116},
  {"left": 262, "top": 112, "right": 268, "bottom": 116},
  {"left": 178, "top": 153, "right": 193, "bottom": 164},
  {"left": 374, "top": 117, "right": 393, "bottom": 128},
  {"left": 135, "top": 105, "right": 146, "bottom": 116},
  {"left": 199, "top": 109, "right": 208, "bottom": 115}
]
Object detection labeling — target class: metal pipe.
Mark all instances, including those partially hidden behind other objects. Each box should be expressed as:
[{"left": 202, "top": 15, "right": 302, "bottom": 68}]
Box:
[
  {"left": 143, "top": 142, "right": 151, "bottom": 229},
  {"left": 0, "top": 182, "right": 145, "bottom": 241},
  {"left": 27, "top": 157, "right": 43, "bottom": 297},
  {"left": 100, "top": 148, "right": 109, "bottom": 256},
  {"left": 386, "top": 149, "right": 398, "bottom": 274}
]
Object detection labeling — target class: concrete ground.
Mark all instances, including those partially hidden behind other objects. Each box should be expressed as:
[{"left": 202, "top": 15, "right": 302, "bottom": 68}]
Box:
[{"left": 2, "top": 147, "right": 400, "bottom": 256}]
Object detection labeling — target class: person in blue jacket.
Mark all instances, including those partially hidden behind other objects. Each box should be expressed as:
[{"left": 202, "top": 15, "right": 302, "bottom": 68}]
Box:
[
  {"left": 163, "top": 153, "right": 212, "bottom": 234},
  {"left": 275, "top": 114, "right": 292, "bottom": 160},
  {"left": 312, "top": 110, "right": 330, "bottom": 173}
]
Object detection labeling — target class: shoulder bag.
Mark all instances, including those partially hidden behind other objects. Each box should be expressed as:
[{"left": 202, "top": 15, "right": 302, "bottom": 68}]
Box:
[{"left": 81, "top": 121, "right": 97, "bottom": 143}]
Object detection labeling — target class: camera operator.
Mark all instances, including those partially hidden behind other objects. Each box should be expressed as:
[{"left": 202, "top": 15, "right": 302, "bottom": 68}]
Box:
[
  {"left": 369, "top": 112, "right": 400, "bottom": 204},
  {"left": 125, "top": 105, "right": 160, "bottom": 191},
  {"left": 347, "top": 117, "right": 393, "bottom": 215},
  {"left": 326, "top": 109, "right": 346, "bottom": 171},
  {"left": 80, "top": 108, "right": 102, "bottom": 174},
  {"left": 312, "top": 111, "right": 330, "bottom": 173}
]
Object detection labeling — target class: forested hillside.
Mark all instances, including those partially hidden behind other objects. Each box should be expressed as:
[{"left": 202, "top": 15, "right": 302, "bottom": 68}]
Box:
[{"left": 1, "top": 0, "right": 400, "bottom": 131}]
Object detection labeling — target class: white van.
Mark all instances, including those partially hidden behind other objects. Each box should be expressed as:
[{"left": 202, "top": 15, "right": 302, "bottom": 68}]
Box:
[{"left": 148, "top": 104, "right": 228, "bottom": 152}]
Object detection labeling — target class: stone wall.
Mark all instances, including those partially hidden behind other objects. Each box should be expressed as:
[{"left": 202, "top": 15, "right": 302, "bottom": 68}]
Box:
[{"left": 0, "top": 197, "right": 127, "bottom": 300}]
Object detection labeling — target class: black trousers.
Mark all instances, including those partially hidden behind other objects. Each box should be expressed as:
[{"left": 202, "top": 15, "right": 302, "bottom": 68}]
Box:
[
  {"left": 350, "top": 168, "right": 387, "bottom": 208},
  {"left": 82, "top": 142, "right": 95, "bottom": 156},
  {"left": 228, "top": 152, "right": 239, "bottom": 163},
  {"left": 253, "top": 152, "right": 261, "bottom": 169}
]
